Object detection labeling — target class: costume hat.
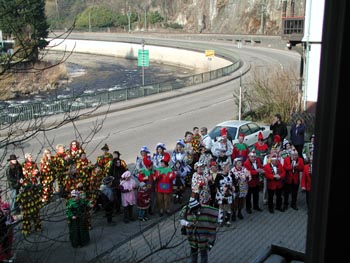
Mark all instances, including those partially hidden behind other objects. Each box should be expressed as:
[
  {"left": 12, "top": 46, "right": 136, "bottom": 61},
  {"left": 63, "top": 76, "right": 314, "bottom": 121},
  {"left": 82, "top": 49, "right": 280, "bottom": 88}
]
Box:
[
  {"left": 188, "top": 197, "right": 201, "bottom": 210},
  {"left": 71, "top": 190, "right": 79, "bottom": 197},
  {"left": 101, "top": 144, "right": 109, "bottom": 151},
  {"left": 121, "top": 171, "right": 131, "bottom": 179},
  {"left": 220, "top": 127, "right": 228, "bottom": 137},
  {"left": 140, "top": 146, "right": 150, "bottom": 153},
  {"left": 113, "top": 150, "right": 121, "bottom": 156},
  {"left": 249, "top": 150, "right": 256, "bottom": 156},
  {"left": 7, "top": 154, "right": 18, "bottom": 161},
  {"left": 102, "top": 176, "right": 114, "bottom": 185},
  {"left": 274, "top": 135, "right": 281, "bottom": 143},
  {"left": 283, "top": 138, "right": 290, "bottom": 148},
  {"left": 258, "top": 132, "right": 264, "bottom": 140},
  {"left": 176, "top": 139, "right": 185, "bottom": 147},
  {"left": 155, "top": 143, "right": 166, "bottom": 151},
  {"left": 270, "top": 153, "right": 278, "bottom": 160},
  {"left": 234, "top": 157, "right": 243, "bottom": 163}
]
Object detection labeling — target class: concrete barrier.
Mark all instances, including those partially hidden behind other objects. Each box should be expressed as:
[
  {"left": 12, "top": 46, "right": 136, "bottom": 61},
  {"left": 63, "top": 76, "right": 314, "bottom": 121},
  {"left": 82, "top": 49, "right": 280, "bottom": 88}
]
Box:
[{"left": 47, "top": 38, "right": 232, "bottom": 72}]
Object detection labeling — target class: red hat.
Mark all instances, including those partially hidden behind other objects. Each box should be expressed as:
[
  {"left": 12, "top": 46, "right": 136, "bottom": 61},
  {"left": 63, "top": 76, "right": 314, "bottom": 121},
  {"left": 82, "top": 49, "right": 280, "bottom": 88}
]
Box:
[
  {"left": 270, "top": 153, "right": 278, "bottom": 160},
  {"left": 220, "top": 127, "right": 227, "bottom": 137},
  {"left": 161, "top": 152, "right": 171, "bottom": 164},
  {"left": 143, "top": 156, "right": 153, "bottom": 168},
  {"left": 249, "top": 150, "right": 256, "bottom": 157},
  {"left": 258, "top": 132, "right": 264, "bottom": 140},
  {"left": 273, "top": 135, "right": 281, "bottom": 143},
  {"left": 209, "top": 161, "right": 217, "bottom": 167},
  {"left": 239, "top": 133, "right": 245, "bottom": 138}
]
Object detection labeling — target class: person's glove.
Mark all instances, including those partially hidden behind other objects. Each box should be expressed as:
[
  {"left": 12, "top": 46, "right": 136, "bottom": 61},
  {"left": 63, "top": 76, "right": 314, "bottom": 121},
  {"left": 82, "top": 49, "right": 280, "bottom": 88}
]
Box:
[{"left": 180, "top": 219, "right": 192, "bottom": 226}]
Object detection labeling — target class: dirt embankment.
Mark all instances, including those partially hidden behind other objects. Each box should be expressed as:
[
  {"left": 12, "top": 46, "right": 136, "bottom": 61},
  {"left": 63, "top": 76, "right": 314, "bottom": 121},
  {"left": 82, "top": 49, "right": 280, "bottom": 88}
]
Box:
[{"left": 0, "top": 60, "right": 68, "bottom": 101}]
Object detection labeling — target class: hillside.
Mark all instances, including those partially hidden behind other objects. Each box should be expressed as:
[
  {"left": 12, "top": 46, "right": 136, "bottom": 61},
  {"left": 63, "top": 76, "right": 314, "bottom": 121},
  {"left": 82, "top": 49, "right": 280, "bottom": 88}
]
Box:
[{"left": 45, "top": 0, "right": 305, "bottom": 35}]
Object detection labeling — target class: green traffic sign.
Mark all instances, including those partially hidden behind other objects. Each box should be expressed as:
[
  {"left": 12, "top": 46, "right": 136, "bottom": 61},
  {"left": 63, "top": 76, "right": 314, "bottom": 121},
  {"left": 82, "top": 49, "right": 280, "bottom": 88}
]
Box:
[{"left": 138, "top": 49, "right": 149, "bottom": 67}]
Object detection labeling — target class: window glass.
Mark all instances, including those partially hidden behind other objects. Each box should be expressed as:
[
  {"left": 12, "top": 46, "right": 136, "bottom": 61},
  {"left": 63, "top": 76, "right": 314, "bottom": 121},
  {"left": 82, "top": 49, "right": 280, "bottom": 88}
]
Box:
[{"left": 239, "top": 125, "right": 251, "bottom": 136}]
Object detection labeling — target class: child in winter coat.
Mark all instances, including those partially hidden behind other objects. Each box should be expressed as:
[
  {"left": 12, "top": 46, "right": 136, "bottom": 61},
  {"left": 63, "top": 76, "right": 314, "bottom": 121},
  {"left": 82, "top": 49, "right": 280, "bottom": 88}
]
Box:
[
  {"left": 137, "top": 182, "right": 151, "bottom": 221},
  {"left": 100, "top": 176, "right": 116, "bottom": 224},
  {"left": 120, "top": 171, "right": 137, "bottom": 223}
]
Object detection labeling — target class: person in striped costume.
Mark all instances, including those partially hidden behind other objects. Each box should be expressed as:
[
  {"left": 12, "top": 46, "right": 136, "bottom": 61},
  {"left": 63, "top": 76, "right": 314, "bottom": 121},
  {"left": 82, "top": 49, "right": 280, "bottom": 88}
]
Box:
[{"left": 179, "top": 197, "right": 218, "bottom": 263}]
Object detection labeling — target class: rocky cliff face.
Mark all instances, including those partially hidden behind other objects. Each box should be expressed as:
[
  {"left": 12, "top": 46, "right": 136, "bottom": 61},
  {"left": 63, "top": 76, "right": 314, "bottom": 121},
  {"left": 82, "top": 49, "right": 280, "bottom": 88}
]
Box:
[{"left": 147, "top": 0, "right": 305, "bottom": 34}]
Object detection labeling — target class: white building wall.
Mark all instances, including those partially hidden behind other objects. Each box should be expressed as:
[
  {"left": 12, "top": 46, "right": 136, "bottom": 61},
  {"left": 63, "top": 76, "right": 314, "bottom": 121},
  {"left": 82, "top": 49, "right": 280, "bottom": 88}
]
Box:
[{"left": 302, "top": 0, "right": 325, "bottom": 112}]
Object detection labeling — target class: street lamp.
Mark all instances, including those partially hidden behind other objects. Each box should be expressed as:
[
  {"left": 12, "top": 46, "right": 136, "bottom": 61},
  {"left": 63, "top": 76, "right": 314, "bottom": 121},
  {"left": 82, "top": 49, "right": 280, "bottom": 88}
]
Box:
[{"left": 127, "top": 11, "right": 131, "bottom": 33}]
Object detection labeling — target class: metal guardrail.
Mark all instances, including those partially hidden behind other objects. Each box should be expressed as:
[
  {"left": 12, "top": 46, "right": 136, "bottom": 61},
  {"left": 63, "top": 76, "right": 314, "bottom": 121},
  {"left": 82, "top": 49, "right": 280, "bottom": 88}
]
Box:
[{"left": 0, "top": 61, "right": 239, "bottom": 125}]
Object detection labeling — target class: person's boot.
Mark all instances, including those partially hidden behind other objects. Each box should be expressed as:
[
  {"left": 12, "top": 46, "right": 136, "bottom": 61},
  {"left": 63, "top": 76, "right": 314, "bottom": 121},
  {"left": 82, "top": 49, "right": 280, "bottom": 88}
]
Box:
[
  {"left": 237, "top": 210, "right": 244, "bottom": 219},
  {"left": 123, "top": 207, "right": 129, "bottom": 223},
  {"left": 128, "top": 205, "right": 135, "bottom": 221},
  {"left": 232, "top": 211, "right": 236, "bottom": 222},
  {"left": 225, "top": 213, "right": 232, "bottom": 226},
  {"left": 148, "top": 206, "right": 154, "bottom": 215}
]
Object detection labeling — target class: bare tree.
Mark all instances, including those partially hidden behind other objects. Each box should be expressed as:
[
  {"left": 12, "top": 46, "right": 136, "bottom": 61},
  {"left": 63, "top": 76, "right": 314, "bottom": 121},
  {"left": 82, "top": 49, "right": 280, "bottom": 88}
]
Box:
[{"left": 234, "top": 65, "right": 301, "bottom": 123}]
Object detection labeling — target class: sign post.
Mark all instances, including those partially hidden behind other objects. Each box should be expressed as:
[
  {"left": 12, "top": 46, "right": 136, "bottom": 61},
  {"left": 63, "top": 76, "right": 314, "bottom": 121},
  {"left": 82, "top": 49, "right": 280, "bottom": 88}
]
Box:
[
  {"left": 138, "top": 40, "right": 149, "bottom": 86},
  {"left": 205, "top": 50, "right": 215, "bottom": 72}
]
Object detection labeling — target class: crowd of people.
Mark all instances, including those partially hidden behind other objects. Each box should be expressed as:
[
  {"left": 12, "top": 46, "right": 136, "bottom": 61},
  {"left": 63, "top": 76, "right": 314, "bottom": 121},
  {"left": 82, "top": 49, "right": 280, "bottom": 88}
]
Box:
[{"left": 1, "top": 117, "right": 314, "bottom": 258}]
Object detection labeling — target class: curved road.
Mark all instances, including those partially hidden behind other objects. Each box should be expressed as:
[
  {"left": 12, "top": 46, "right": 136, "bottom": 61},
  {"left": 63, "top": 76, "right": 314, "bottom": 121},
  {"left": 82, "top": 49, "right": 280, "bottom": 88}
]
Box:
[{"left": 18, "top": 35, "right": 300, "bottom": 167}]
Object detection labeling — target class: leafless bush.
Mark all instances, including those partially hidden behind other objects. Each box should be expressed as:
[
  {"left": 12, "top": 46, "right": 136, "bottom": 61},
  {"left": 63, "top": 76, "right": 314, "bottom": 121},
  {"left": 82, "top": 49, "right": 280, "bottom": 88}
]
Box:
[{"left": 236, "top": 65, "right": 301, "bottom": 123}]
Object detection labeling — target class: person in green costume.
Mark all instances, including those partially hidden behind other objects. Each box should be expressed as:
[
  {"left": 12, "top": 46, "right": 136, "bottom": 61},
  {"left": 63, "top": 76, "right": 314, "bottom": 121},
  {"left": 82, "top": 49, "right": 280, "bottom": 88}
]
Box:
[{"left": 66, "top": 190, "right": 91, "bottom": 248}]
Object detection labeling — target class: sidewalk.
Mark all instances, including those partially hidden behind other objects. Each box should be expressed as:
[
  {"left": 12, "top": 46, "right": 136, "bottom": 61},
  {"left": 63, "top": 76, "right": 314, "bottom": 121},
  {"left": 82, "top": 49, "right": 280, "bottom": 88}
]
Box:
[
  {"left": 12, "top": 187, "right": 307, "bottom": 263},
  {"left": 98, "top": 190, "right": 308, "bottom": 263}
]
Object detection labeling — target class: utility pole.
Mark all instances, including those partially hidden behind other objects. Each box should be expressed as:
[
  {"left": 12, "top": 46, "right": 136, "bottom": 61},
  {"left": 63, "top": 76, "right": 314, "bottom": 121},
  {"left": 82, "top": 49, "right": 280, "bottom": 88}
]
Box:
[
  {"left": 127, "top": 10, "right": 131, "bottom": 33},
  {"left": 144, "top": 9, "right": 147, "bottom": 31},
  {"left": 260, "top": 0, "right": 267, "bottom": 34},
  {"left": 238, "top": 70, "right": 242, "bottom": 121},
  {"left": 89, "top": 11, "right": 92, "bottom": 32}
]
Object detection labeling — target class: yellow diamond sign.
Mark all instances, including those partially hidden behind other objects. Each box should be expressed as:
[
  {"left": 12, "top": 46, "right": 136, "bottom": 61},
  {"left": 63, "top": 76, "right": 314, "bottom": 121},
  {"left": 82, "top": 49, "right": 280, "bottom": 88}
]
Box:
[{"left": 205, "top": 50, "right": 215, "bottom": 57}]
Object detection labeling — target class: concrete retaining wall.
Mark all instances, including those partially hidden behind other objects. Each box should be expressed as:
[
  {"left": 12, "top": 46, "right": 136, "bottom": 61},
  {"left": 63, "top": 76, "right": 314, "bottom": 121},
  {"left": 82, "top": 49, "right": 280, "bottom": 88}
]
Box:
[{"left": 47, "top": 38, "right": 232, "bottom": 72}]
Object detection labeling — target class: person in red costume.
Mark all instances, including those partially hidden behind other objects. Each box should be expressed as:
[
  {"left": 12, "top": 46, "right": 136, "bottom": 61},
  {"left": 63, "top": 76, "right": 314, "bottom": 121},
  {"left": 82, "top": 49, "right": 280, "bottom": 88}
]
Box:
[
  {"left": 154, "top": 152, "right": 176, "bottom": 216},
  {"left": 244, "top": 150, "right": 264, "bottom": 213},
  {"left": 283, "top": 148, "right": 304, "bottom": 211},
  {"left": 263, "top": 154, "right": 285, "bottom": 213},
  {"left": 232, "top": 133, "right": 250, "bottom": 163},
  {"left": 137, "top": 156, "right": 156, "bottom": 215},
  {"left": 253, "top": 132, "right": 269, "bottom": 163}
]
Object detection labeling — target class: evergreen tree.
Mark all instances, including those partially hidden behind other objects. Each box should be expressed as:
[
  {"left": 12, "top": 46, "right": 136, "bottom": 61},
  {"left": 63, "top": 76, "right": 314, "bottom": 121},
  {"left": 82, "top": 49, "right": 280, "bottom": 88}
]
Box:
[{"left": 0, "top": 0, "right": 49, "bottom": 62}]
